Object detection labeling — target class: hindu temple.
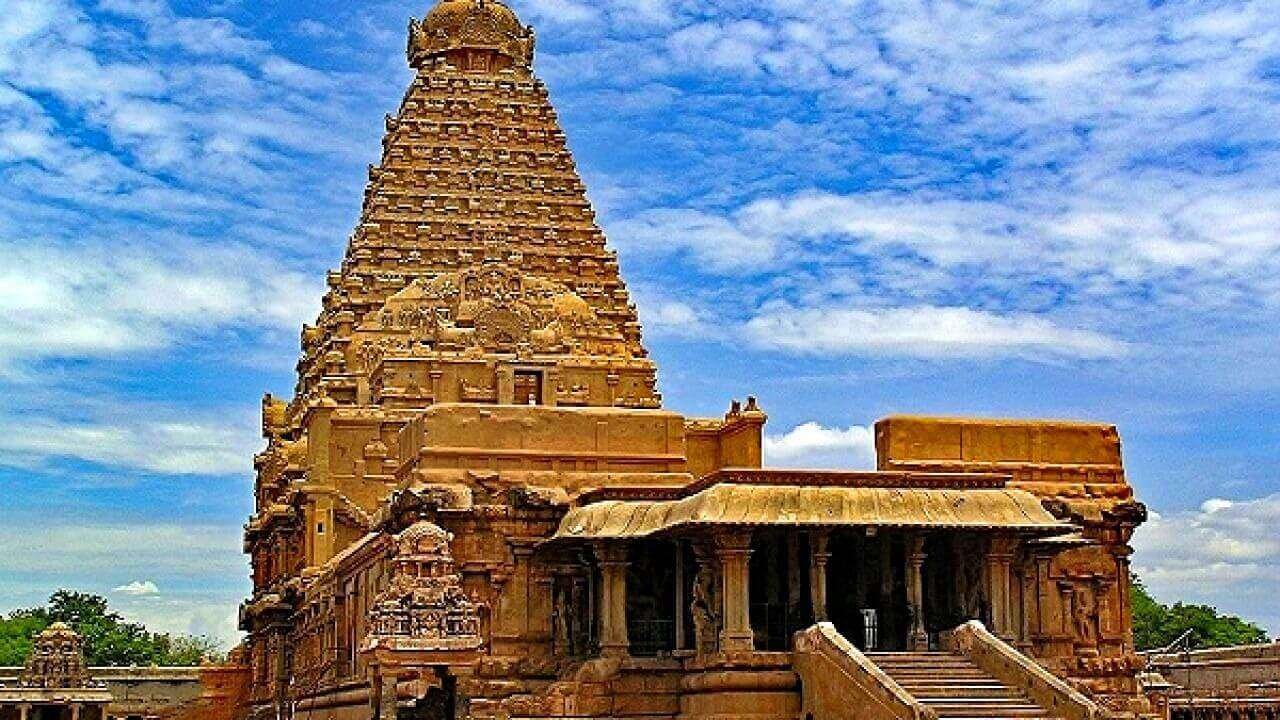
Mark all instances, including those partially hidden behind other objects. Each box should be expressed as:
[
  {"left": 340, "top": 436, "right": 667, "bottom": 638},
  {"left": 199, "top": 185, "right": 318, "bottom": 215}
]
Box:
[{"left": 238, "top": 1, "right": 1157, "bottom": 718}]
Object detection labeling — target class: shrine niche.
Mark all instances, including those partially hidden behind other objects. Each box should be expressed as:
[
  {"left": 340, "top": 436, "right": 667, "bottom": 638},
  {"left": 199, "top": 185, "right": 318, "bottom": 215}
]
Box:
[{"left": 365, "top": 522, "right": 483, "bottom": 654}]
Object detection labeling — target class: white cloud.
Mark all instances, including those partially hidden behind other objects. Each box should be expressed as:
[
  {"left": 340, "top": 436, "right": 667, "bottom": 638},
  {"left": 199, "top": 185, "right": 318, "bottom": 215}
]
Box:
[
  {"left": 0, "top": 413, "right": 259, "bottom": 475},
  {"left": 610, "top": 207, "right": 776, "bottom": 271},
  {"left": 0, "top": 522, "right": 244, "bottom": 576},
  {"left": 764, "top": 421, "right": 876, "bottom": 470},
  {"left": 0, "top": 520, "right": 247, "bottom": 646},
  {"left": 0, "top": 242, "right": 319, "bottom": 372},
  {"left": 120, "top": 597, "right": 242, "bottom": 647},
  {"left": 113, "top": 580, "right": 160, "bottom": 596},
  {"left": 1133, "top": 493, "right": 1280, "bottom": 636},
  {"left": 746, "top": 303, "right": 1125, "bottom": 360}
]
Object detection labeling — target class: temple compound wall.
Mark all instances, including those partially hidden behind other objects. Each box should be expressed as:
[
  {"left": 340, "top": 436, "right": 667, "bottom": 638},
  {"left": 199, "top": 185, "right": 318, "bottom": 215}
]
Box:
[
  {"left": 0, "top": 624, "right": 250, "bottom": 720},
  {"left": 236, "top": 2, "right": 1158, "bottom": 720},
  {"left": 1145, "top": 644, "right": 1280, "bottom": 720}
]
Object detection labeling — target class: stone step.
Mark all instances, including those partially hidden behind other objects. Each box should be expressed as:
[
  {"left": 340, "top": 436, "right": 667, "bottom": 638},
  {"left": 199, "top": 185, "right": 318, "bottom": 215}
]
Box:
[
  {"left": 882, "top": 667, "right": 988, "bottom": 674},
  {"left": 885, "top": 676, "right": 1003, "bottom": 681},
  {"left": 868, "top": 652, "right": 1054, "bottom": 720},
  {"left": 926, "top": 696, "right": 1044, "bottom": 707},
  {"left": 885, "top": 666, "right": 993, "bottom": 676},
  {"left": 911, "top": 689, "right": 1028, "bottom": 699},
  {"left": 875, "top": 666, "right": 983, "bottom": 671},
  {"left": 870, "top": 657, "right": 977, "bottom": 664},
  {"left": 927, "top": 714, "right": 1056, "bottom": 720}
]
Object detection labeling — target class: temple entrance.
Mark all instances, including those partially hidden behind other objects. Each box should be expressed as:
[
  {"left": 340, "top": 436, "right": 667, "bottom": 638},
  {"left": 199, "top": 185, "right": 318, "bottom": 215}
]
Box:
[
  {"left": 827, "top": 531, "right": 986, "bottom": 651},
  {"left": 400, "top": 674, "right": 456, "bottom": 719},
  {"left": 828, "top": 531, "right": 907, "bottom": 651},
  {"left": 749, "top": 531, "right": 813, "bottom": 651}
]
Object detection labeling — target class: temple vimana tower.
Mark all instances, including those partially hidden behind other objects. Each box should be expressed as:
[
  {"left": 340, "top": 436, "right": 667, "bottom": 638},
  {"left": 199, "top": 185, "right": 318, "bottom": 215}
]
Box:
[{"left": 241, "top": 2, "right": 1153, "bottom": 719}]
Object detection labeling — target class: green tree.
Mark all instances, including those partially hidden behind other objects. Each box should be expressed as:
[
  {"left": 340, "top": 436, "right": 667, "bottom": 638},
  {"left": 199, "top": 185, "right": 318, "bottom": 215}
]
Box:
[
  {"left": 1130, "top": 576, "right": 1269, "bottom": 651},
  {"left": 0, "top": 590, "right": 225, "bottom": 667}
]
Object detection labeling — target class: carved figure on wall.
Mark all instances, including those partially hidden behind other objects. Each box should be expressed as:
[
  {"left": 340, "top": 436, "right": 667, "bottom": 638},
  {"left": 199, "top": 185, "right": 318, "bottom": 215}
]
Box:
[
  {"left": 691, "top": 562, "right": 720, "bottom": 655},
  {"left": 362, "top": 265, "right": 628, "bottom": 358},
  {"left": 1073, "top": 584, "right": 1099, "bottom": 647}
]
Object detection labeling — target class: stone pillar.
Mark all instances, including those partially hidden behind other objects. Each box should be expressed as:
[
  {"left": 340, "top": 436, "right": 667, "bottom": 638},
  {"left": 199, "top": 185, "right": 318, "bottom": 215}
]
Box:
[
  {"left": 986, "top": 536, "right": 1018, "bottom": 641},
  {"left": 378, "top": 669, "right": 399, "bottom": 720},
  {"left": 906, "top": 534, "right": 928, "bottom": 650},
  {"left": 18, "top": 704, "right": 30, "bottom": 720},
  {"left": 1114, "top": 546, "right": 1135, "bottom": 652},
  {"left": 70, "top": 704, "right": 82, "bottom": 720},
  {"left": 1019, "top": 564, "right": 1036, "bottom": 649},
  {"left": 715, "top": 530, "right": 754, "bottom": 653},
  {"left": 271, "top": 623, "right": 291, "bottom": 720},
  {"left": 674, "top": 544, "right": 687, "bottom": 648},
  {"left": 810, "top": 531, "right": 831, "bottom": 622},
  {"left": 596, "top": 543, "right": 631, "bottom": 658}
]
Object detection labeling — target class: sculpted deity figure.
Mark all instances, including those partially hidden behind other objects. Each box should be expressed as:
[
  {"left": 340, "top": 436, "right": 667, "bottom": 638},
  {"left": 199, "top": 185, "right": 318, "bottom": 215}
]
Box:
[
  {"left": 691, "top": 565, "right": 719, "bottom": 655},
  {"left": 1073, "top": 584, "right": 1098, "bottom": 646}
]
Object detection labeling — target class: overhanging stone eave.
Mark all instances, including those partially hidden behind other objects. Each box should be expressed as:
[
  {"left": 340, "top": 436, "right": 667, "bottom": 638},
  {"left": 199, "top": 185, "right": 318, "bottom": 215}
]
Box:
[{"left": 548, "top": 482, "right": 1075, "bottom": 544}]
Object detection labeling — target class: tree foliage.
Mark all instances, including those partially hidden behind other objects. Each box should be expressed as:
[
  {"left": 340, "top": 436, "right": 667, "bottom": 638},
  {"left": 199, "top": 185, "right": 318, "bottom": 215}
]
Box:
[
  {"left": 1130, "top": 576, "right": 1269, "bottom": 651},
  {"left": 0, "top": 590, "right": 223, "bottom": 667}
]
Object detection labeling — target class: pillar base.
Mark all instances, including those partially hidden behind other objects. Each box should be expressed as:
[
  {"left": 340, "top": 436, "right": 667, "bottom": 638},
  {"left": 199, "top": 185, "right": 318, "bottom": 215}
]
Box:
[
  {"left": 600, "top": 643, "right": 631, "bottom": 659},
  {"left": 720, "top": 631, "right": 755, "bottom": 654},
  {"left": 909, "top": 631, "right": 929, "bottom": 651}
]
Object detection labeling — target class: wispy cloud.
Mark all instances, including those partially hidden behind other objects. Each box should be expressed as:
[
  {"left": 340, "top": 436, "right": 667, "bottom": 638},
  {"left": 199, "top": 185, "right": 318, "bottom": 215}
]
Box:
[
  {"left": 1133, "top": 494, "right": 1280, "bottom": 635},
  {"left": 747, "top": 304, "right": 1125, "bottom": 360},
  {"left": 0, "top": 413, "right": 259, "bottom": 476},
  {"left": 0, "top": 242, "right": 319, "bottom": 373},
  {"left": 0, "top": 521, "right": 244, "bottom": 576}
]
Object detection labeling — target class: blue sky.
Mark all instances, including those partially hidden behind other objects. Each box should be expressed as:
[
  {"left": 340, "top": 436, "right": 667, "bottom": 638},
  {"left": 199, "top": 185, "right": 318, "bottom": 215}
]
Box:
[{"left": 1, "top": 0, "right": 1278, "bottom": 646}]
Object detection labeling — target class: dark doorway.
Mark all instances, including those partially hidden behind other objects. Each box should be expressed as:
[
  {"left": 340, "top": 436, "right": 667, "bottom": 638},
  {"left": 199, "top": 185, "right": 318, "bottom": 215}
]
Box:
[
  {"left": 513, "top": 370, "right": 542, "bottom": 405},
  {"left": 400, "top": 673, "right": 456, "bottom": 719},
  {"left": 828, "top": 532, "right": 909, "bottom": 651},
  {"left": 627, "top": 541, "right": 678, "bottom": 656},
  {"left": 749, "top": 531, "right": 813, "bottom": 651}
]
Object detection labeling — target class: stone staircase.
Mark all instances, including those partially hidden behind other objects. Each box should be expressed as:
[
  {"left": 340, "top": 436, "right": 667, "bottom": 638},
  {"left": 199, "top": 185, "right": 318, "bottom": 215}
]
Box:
[{"left": 867, "top": 652, "right": 1062, "bottom": 720}]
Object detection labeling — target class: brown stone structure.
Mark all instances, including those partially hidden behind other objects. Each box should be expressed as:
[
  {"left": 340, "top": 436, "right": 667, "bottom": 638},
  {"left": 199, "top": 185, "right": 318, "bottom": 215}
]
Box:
[
  {"left": 0, "top": 624, "right": 111, "bottom": 720},
  {"left": 239, "top": 2, "right": 1155, "bottom": 719},
  {"left": 1146, "top": 644, "right": 1280, "bottom": 720},
  {"left": 0, "top": 639, "right": 249, "bottom": 720}
]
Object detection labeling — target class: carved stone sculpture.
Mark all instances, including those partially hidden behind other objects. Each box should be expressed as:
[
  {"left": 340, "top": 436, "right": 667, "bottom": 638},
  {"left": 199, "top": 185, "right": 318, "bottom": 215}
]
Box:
[
  {"left": 364, "top": 522, "right": 483, "bottom": 653},
  {"left": 19, "top": 623, "right": 99, "bottom": 690}
]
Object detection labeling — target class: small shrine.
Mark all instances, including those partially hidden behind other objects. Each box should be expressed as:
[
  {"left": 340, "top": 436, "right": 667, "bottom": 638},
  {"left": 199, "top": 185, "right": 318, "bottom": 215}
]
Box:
[{"left": 0, "top": 623, "right": 111, "bottom": 720}]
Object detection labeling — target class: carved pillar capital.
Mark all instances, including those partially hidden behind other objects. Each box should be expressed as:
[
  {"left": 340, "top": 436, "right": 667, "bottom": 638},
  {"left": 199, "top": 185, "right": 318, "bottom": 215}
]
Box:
[{"left": 712, "top": 529, "right": 753, "bottom": 556}]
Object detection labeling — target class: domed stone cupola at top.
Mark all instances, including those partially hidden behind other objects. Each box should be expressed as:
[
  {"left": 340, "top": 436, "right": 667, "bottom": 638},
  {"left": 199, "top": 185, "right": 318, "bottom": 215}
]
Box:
[{"left": 409, "top": 0, "right": 536, "bottom": 71}]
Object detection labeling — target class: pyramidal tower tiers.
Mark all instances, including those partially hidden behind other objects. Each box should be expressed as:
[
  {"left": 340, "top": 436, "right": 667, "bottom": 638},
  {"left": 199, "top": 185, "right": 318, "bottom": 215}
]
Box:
[
  {"left": 242, "top": 2, "right": 1152, "bottom": 719},
  {"left": 295, "top": 0, "right": 657, "bottom": 417}
]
